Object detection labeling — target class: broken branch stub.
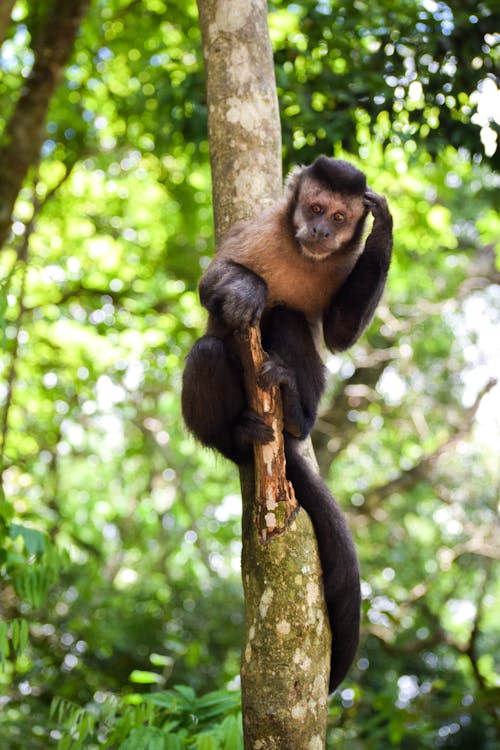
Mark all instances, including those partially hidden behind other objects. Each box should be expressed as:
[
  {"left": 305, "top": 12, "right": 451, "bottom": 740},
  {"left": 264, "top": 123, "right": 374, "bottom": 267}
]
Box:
[{"left": 235, "top": 326, "right": 298, "bottom": 542}]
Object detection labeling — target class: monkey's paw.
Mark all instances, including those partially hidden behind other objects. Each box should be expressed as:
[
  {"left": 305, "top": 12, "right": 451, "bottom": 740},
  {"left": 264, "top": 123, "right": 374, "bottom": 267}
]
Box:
[
  {"left": 258, "top": 359, "right": 295, "bottom": 391},
  {"left": 221, "top": 292, "right": 265, "bottom": 331},
  {"left": 364, "top": 189, "right": 392, "bottom": 225},
  {"left": 236, "top": 409, "right": 274, "bottom": 447}
]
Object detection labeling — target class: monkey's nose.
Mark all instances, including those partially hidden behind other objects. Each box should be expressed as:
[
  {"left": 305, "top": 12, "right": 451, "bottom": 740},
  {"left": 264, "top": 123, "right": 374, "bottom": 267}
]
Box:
[{"left": 312, "top": 226, "right": 330, "bottom": 239}]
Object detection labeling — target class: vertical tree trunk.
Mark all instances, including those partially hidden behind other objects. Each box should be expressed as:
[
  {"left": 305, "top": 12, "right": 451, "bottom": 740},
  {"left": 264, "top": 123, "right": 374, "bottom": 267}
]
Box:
[
  {"left": 196, "top": 0, "right": 282, "bottom": 236},
  {"left": 195, "top": 2, "right": 331, "bottom": 747}
]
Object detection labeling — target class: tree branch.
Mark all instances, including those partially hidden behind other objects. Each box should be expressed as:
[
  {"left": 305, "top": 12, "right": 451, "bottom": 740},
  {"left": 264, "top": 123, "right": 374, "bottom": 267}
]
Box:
[
  {"left": 236, "top": 327, "right": 298, "bottom": 541},
  {"left": 0, "top": 180, "right": 43, "bottom": 463},
  {"left": 462, "top": 562, "right": 492, "bottom": 689},
  {"left": 0, "top": 0, "right": 89, "bottom": 251},
  {"left": 358, "top": 378, "right": 497, "bottom": 513}
]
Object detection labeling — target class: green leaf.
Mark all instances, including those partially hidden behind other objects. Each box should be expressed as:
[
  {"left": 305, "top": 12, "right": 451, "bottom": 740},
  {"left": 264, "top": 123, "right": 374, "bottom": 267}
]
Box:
[
  {"left": 173, "top": 684, "right": 196, "bottom": 707},
  {"left": 150, "top": 652, "right": 173, "bottom": 667},
  {"left": 19, "top": 618, "right": 29, "bottom": 653},
  {"left": 10, "top": 523, "right": 46, "bottom": 555},
  {"left": 0, "top": 498, "right": 14, "bottom": 525},
  {"left": 195, "top": 735, "right": 217, "bottom": 750},
  {"left": 0, "top": 621, "right": 9, "bottom": 665},
  {"left": 144, "top": 692, "right": 178, "bottom": 710},
  {"left": 164, "top": 735, "right": 183, "bottom": 750},
  {"left": 129, "top": 669, "right": 164, "bottom": 684},
  {"left": 221, "top": 716, "right": 243, "bottom": 750},
  {"left": 10, "top": 618, "right": 19, "bottom": 650},
  {"left": 118, "top": 726, "right": 165, "bottom": 750},
  {"left": 194, "top": 689, "right": 240, "bottom": 720}
]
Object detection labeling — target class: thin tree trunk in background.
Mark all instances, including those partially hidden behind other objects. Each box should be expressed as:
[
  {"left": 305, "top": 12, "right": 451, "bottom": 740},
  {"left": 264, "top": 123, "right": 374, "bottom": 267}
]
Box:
[
  {"left": 0, "top": 0, "right": 90, "bottom": 251},
  {"left": 195, "top": 1, "right": 330, "bottom": 747},
  {"left": 0, "top": 0, "right": 16, "bottom": 47}
]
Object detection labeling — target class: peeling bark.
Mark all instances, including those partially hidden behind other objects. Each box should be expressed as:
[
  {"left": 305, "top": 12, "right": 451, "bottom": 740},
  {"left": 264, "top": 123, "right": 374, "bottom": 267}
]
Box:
[
  {"left": 196, "top": 0, "right": 330, "bottom": 746},
  {"left": 0, "top": 0, "right": 89, "bottom": 251},
  {"left": 236, "top": 326, "right": 299, "bottom": 542}
]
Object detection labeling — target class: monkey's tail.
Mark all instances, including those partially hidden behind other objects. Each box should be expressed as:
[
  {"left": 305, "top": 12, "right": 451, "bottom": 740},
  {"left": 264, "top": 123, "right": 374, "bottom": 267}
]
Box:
[{"left": 284, "top": 436, "right": 361, "bottom": 693}]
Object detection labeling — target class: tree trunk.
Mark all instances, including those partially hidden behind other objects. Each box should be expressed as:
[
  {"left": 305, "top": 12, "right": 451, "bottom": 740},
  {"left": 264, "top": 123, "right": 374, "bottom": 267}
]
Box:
[
  {"left": 0, "top": 0, "right": 16, "bottom": 48},
  {"left": 195, "top": 1, "right": 330, "bottom": 747},
  {"left": 0, "top": 0, "right": 90, "bottom": 251}
]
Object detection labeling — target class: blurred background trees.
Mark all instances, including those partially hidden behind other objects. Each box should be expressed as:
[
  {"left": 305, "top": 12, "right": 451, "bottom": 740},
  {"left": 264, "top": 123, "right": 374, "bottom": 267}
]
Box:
[{"left": 0, "top": 0, "right": 498, "bottom": 747}]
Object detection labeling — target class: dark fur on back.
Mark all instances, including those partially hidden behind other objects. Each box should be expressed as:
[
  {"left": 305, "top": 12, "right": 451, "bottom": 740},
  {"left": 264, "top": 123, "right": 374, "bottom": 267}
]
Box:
[{"left": 305, "top": 156, "right": 367, "bottom": 195}]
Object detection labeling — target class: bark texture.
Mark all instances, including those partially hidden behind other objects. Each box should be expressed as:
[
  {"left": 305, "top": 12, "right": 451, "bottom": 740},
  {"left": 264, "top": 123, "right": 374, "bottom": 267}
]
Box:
[
  {"left": 0, "top": 0, "right": 89, "bottom": 251},
  {"left": 196, "top": 0, "right": 282, "bottom": 238},
  {"left": 196, "top": 1, "right": 330, "bottom": 746}
]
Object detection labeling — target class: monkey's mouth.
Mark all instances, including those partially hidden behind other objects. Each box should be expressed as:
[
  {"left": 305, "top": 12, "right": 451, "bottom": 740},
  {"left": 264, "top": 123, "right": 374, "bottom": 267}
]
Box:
[{"left": 298, "top": 239, "right": 336, "bottom": 262}]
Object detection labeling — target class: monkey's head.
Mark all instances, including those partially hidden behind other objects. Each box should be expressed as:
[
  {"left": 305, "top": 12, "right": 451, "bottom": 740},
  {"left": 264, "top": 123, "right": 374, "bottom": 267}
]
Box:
[{"left": 286, "top": 156, "right": 369, "bottom": 262}]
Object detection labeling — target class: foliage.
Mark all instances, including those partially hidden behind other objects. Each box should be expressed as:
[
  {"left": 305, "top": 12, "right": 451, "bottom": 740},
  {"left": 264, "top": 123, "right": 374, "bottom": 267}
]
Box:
[
  {"left": 50, "top": 686, "right": 242, "bottom": 749},
  {"left": 0, "top": 0, "right": 499, "bottom": 748},
  {"left": 270, "top": 0, "right": 500, "bottom": 167}
]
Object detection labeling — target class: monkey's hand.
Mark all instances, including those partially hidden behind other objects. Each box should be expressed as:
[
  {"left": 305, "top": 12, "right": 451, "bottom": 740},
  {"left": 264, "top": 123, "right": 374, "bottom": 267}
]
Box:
[
  {"left": 220, "top": 277, "right": 267, "bottom": 331},
  {"left": 363, "top": 189, "right": 393, "bottom": 265},
  {"left": 235, "top": 409, "right": 274, "bottom": 447},
  {"left": 363, "top": 189, "right": 393, "bottom": 230},
  {"left": 258, "top": 358, "right": 296, "bottom": 392},
  {"left": 200, "top": 261, "right": 268, "bottom": 331},
  {"left": 258, "top": 358, "right": 306, "bottom": 439}
]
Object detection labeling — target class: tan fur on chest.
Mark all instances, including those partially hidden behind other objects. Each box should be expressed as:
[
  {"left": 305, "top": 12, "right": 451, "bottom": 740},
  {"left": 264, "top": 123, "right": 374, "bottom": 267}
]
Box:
[
  {"left": 255, "top": 248, "right": 352, "bottom": 314},
  {"left": 218, "top": 206, "right": 361, "bottom": 316}
]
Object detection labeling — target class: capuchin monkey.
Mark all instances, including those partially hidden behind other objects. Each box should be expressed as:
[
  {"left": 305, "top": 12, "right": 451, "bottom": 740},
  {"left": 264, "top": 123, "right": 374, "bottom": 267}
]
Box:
[{"left": 182, "top": 156, "right": 393, "bottom": 692}]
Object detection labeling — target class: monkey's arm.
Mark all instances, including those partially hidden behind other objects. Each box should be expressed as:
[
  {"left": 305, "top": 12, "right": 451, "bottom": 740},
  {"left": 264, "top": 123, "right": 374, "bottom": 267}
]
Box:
[
  {"left": 323, "top": 190, "right": 393, "bottom": 352},
  {"left": 259, "top": 307, "right": 325, "bottom": 439},
  {"left": 199, "top": 258, "right": 268, "bottom": 332}
]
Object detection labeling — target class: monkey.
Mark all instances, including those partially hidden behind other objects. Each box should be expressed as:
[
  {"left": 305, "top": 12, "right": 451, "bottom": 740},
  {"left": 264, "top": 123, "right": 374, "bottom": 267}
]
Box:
[{"left": 182, "top": 156, "right": 393, "bottom": 692}]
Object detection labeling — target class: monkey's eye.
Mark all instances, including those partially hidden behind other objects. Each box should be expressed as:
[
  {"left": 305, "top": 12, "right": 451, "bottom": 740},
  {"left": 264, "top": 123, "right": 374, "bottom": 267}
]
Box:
[
  {"left": 333, "top": 212, "right": 345, "bottom": 222},
  {"left": 310, "top": 204, "right": 323, "bottom": 214}
]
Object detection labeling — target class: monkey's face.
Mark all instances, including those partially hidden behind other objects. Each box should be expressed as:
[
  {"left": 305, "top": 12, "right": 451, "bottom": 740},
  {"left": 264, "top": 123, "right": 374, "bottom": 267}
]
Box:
[{"left": 292, "top": 179, "right": 366, "bottom": 261}]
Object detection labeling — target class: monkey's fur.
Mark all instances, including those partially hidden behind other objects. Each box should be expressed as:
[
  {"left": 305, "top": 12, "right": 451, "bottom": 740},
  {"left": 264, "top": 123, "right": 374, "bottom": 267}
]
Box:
[{"left": 182, "top": 156, "right": 393, "bottom": 691}]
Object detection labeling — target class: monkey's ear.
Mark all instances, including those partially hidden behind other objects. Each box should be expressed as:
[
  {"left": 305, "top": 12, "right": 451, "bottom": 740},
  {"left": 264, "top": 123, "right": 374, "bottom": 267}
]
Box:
[{"left": 284, "top": 165, "right": 305, "bottom": 197}]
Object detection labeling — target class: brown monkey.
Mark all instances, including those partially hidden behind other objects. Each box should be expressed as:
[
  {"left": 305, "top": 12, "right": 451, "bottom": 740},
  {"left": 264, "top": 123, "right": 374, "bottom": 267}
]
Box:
[{"left": 182, "top": 156, "right": 393, "bottom": 691}]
